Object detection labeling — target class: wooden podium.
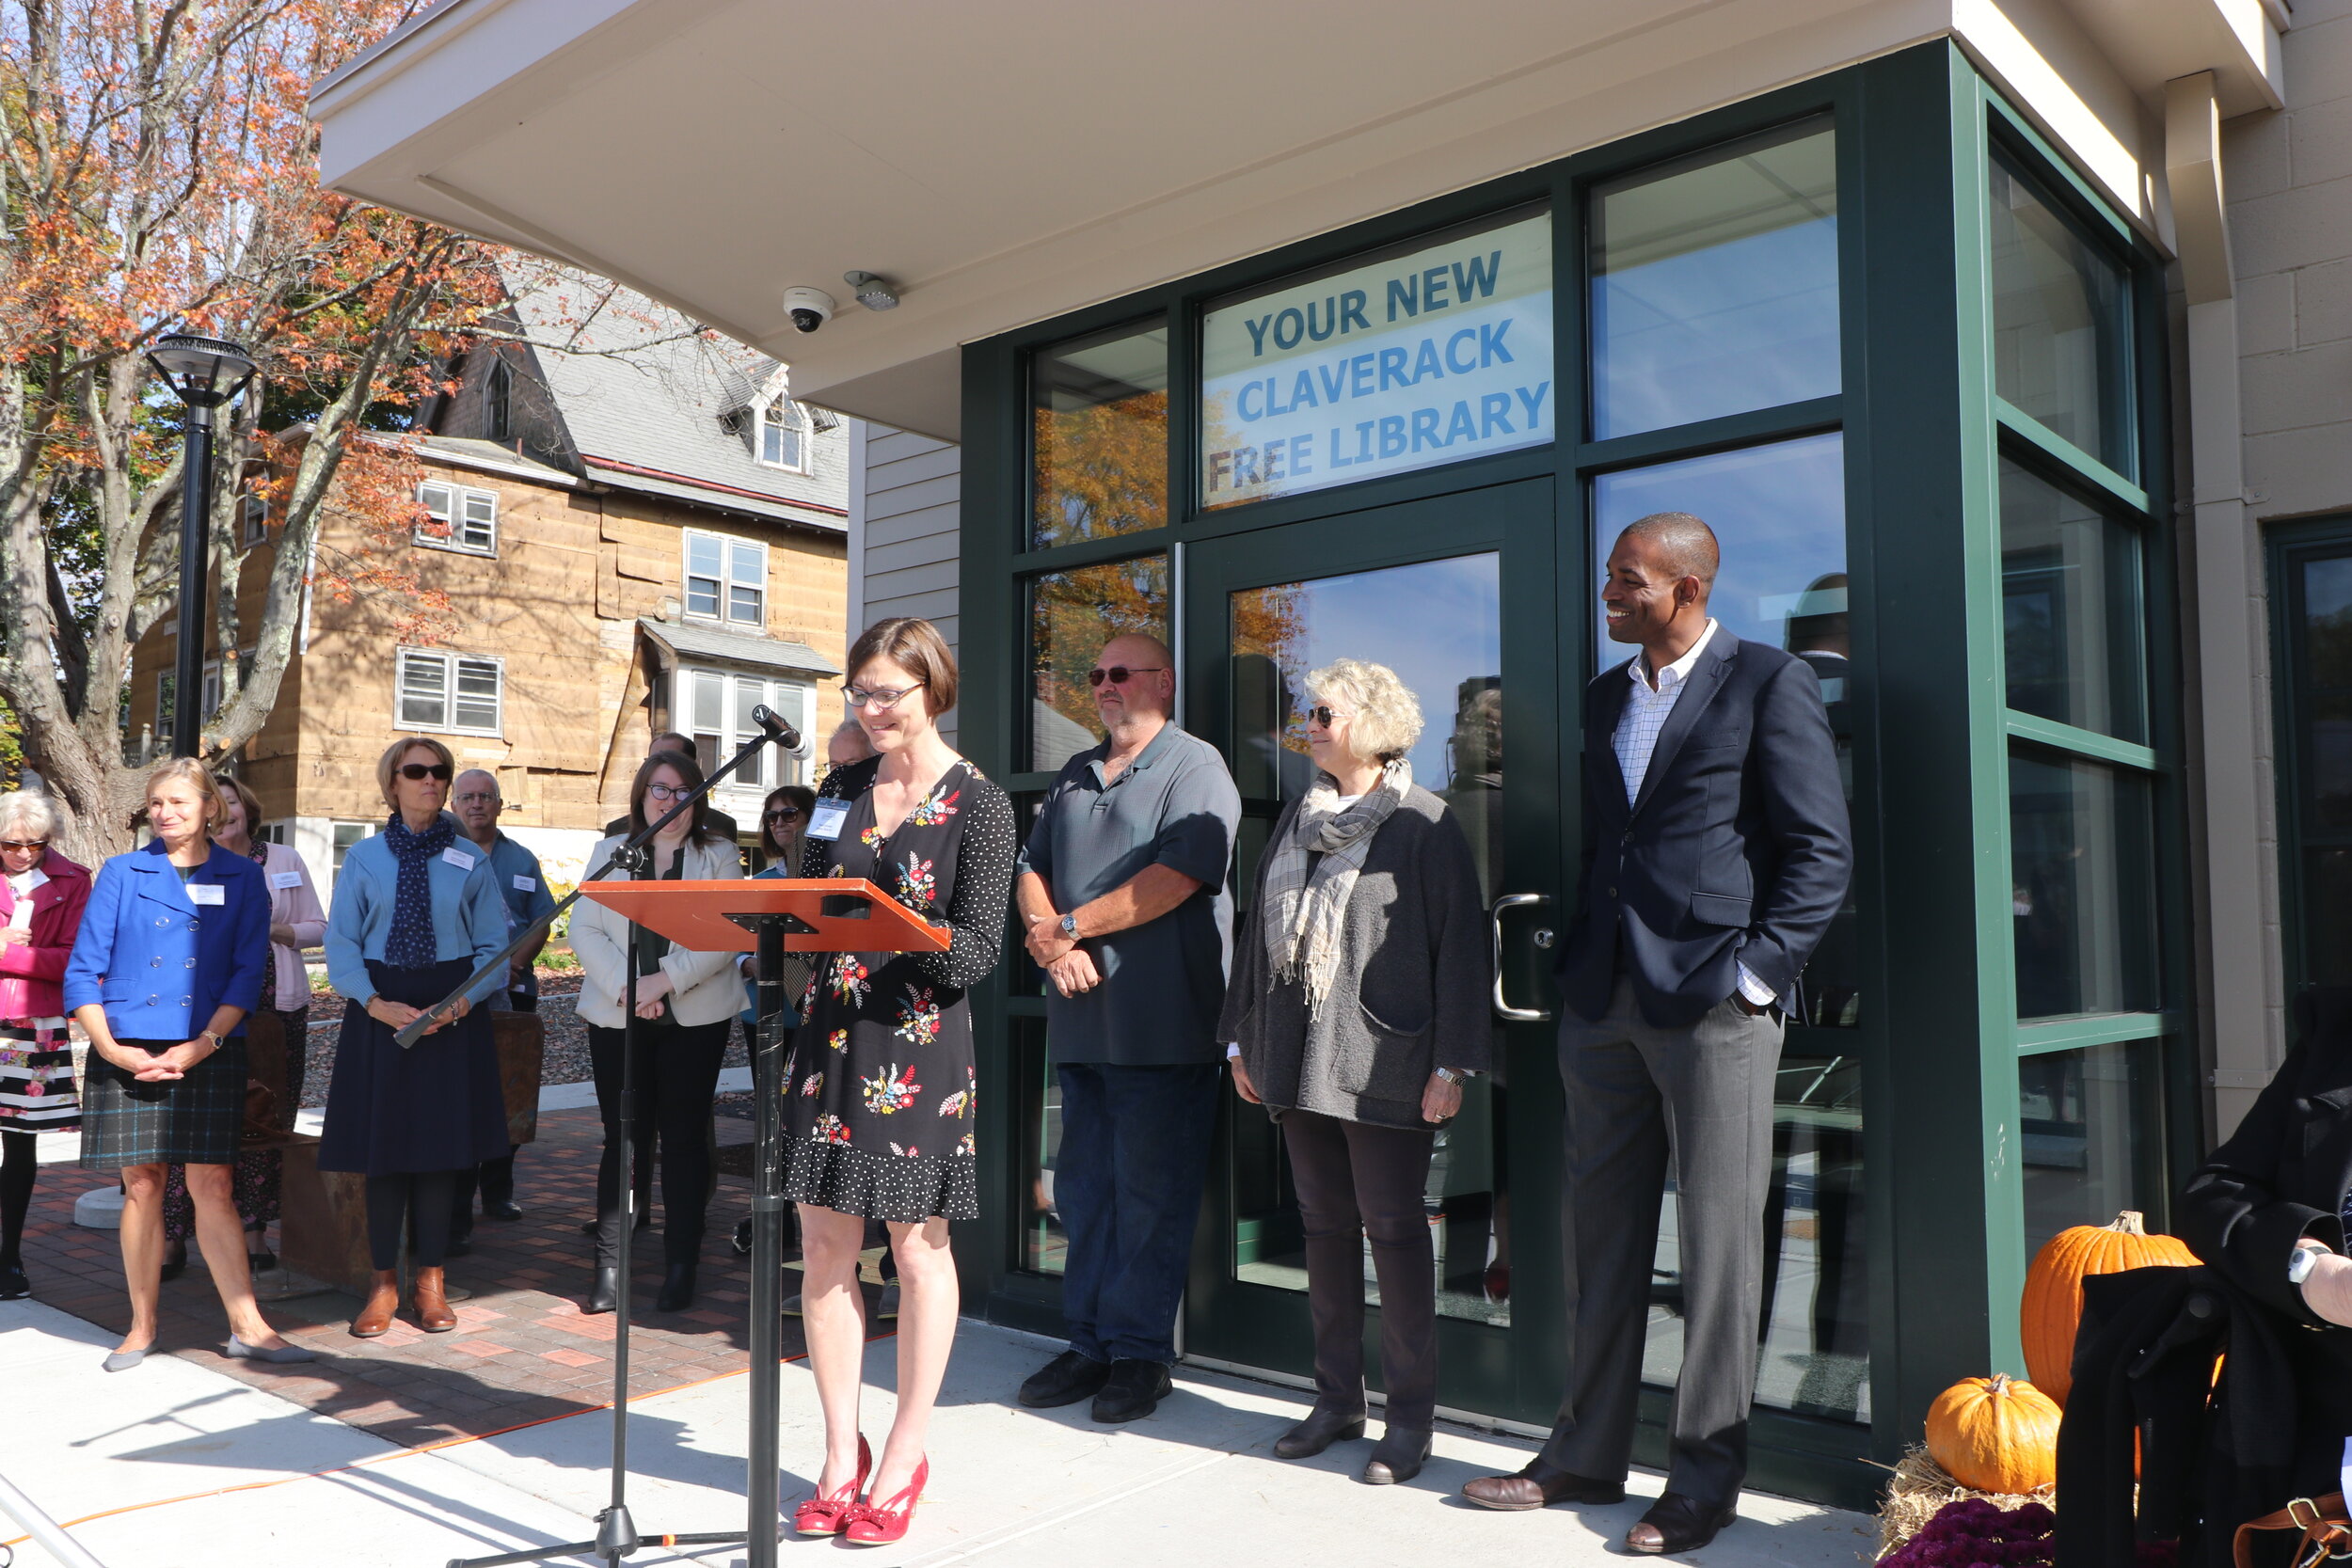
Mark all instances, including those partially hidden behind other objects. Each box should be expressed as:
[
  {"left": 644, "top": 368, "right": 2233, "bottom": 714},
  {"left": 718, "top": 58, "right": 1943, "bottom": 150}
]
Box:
[{"left": 482, "top": 877, "right": 948, "bottom": 1568}]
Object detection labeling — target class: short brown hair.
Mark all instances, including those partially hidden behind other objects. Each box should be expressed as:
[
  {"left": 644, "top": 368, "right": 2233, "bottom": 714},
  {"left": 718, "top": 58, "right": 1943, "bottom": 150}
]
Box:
[
  {"left": 376, "top": 736, "right": 456, "bottom": 812},
  {"left": 756, "top": 784, "right": 818, "bottom": 860},
  {"left": 142, "top": 757, "right": 227, "bottom": 833},
  {"left": 846, "top": 616, "right": 959, "bottom": 719},
  {"left": 221, "top": 776, "right": 266, "bottom": 839}
]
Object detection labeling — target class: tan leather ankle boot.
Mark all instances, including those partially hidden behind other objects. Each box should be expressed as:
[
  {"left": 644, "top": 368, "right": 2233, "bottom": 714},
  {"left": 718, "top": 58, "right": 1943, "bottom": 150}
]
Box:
[
  {"left": 351, "top": 1270, "right": 400, "bottom": 1338},
  {"left": 413, "top": 1265, "right": 456, "bottom": 1332}
]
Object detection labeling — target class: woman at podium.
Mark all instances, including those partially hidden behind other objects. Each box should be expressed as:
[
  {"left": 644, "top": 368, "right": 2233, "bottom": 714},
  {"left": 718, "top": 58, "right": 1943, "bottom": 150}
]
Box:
[{"left": 782, "top": 617, "right": 1016, "bottom": 1544}]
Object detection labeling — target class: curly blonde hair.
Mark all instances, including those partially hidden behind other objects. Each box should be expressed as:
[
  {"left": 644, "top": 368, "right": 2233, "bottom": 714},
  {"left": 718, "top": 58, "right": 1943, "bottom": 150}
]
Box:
[{"left": 1307, "top": 659, "right": 1422, "bottom": 766}]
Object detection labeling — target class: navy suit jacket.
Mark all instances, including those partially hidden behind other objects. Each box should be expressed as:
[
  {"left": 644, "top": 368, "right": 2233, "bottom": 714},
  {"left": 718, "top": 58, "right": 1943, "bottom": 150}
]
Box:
[
  {"left": 62, "top": 839, "right": 270, "bottom": 1040},
  {"left": 1557, "top": 627, "right": 1852, "bottom": 1030}
]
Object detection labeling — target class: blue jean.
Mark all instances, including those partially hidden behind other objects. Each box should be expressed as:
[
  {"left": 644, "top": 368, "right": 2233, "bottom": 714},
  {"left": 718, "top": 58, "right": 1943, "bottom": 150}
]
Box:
[{"left": 1055, "top": 1061, "right": 1221, "bottom": 1366}]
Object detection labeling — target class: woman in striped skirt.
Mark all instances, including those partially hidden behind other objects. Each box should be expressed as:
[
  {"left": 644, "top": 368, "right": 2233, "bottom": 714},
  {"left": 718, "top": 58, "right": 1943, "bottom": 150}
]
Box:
[{"left": 0, "top": 790, "right": 92, "bottom": 1302}]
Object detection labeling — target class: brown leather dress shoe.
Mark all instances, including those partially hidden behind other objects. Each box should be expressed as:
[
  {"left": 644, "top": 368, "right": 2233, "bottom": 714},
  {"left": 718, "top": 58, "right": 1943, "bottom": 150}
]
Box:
[
  {"left": 1459, "top": 1460, "right": 1626, "bottom": 1511},
  {"left": 1625, "top": 1494, "right": 1738, "bottom": 1554},
  {"left": 351, "top": 1270, "right": 400, "bottom": 1338},
  {"left": 413, "top": 1266, "right": 458, "bottom": 1333}
]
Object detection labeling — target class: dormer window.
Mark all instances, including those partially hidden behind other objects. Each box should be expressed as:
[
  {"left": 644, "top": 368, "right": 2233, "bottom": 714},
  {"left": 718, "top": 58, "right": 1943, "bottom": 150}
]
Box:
[
  {"left": 485, "top": 356, "right": 514, "bottom": 443},
  {"left": 759, "top": 395, "right": 809, "bottom": 471}
]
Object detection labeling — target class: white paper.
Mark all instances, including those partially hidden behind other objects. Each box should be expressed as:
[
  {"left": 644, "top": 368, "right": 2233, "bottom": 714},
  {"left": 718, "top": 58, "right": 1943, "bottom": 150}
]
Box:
[
  {"left": 271, "top": 870, "right": 303, "bottom": 890},
  {"left": 441, "top": 847, "right": 477, "bottom": 871},
  {"left": 512, "top": 875, "right": 538, "bottom": 893},
  {"left": 186, "top": 883, "right": 225, "bottom": 906},
  {"left": 806, "top": 800, "right": 850, "bottom": 841}
]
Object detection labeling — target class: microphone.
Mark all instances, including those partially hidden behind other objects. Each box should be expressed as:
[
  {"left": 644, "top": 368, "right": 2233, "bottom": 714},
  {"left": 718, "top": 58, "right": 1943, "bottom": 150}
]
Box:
[{"left": 752, "top": 704, "right": 803, "bottom": 752}]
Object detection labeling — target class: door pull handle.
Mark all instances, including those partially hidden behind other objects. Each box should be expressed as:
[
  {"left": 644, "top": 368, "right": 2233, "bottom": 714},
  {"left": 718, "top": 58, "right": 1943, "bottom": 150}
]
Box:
[{"left": 1490, "top": 893, "right": 1554, "bottom": 1022}]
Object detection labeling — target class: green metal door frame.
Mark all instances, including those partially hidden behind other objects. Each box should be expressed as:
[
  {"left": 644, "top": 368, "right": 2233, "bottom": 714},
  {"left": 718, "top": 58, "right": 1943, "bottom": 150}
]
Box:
[
  {"left": 949, "top": 39, "right": 2185, "bottom": 1513},
  {"left": 2265, "top": 514, "right": 2352, "bottom": 1000}
]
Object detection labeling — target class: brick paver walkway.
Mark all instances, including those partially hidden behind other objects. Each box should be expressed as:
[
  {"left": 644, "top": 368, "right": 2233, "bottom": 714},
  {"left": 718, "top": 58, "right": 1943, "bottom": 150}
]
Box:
[{"left": 13, "top": 1107, "right": 886, "bottom": 1450}]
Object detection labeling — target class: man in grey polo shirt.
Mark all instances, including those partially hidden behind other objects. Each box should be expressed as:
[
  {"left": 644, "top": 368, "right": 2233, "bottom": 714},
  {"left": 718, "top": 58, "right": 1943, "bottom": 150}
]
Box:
[{"left": 1013, "top": 633, "right": 1242, "bottom": 1424}]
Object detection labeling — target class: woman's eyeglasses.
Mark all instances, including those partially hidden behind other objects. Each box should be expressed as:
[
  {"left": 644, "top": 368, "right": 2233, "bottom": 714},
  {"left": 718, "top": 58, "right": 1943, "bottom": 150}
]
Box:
[
  {"left": 841, "top": 682, "right": 924, "bottom": 710},
  {"left": 644, "top": 784, "right": 688, "bottom": 802},
  {"left": 1087, "top": 665, "right": 1166, "bottom": 688},
  {"left": 398, "top": 763, "right": 453, "bottom": 782},
  {"left": 0, "top": 839, "right": 44, "bottom": 852},
  {"left": 1307, "top": 705, "right": 1346, "bottom": 730},
  {"left": 764, "top": 806, "right": 803, "bottom": 823}
]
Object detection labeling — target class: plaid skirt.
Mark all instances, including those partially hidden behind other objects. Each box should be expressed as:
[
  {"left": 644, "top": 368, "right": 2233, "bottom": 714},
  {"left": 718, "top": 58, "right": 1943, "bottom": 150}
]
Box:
[
  {"left": 0, "top": 1019, "right": 79, "bottom": 1132},
  {"left": 80, "top": 1037, "right": 247, "bottom": 1168}
]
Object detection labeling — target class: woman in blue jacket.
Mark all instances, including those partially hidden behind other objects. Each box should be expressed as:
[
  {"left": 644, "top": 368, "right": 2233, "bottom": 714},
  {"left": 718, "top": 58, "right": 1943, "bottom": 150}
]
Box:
[
  {"left": 320, "top": 736, "right": 513, "bottom": 1338},
  {"left": 65, "top": 759, "right": 313, "bottom": 1371}
]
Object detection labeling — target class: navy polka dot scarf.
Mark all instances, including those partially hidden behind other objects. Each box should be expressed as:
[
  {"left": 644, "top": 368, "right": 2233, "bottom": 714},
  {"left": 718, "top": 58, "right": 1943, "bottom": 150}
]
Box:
[{"left": 382, "top": 813, "right": 453, "bottom": 969}]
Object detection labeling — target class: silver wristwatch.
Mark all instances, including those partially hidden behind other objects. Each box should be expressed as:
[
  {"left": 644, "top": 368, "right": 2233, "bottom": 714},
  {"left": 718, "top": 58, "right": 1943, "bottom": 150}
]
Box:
[
  {"left": 1060, "top": 912, "right": 1079, "bottom": 939},
  {"left": 2291, "top": 1242, "right": 2332, "bottom": 1288},
  {"left": 1435, "top": 1067, "right": 1470, "bottom": 1085}
]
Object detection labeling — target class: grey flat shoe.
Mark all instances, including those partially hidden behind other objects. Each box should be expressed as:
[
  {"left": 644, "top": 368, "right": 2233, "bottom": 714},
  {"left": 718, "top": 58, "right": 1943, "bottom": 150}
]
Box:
[
  {"left": 225, "top": 1334, "right": 315, "bottom": 1364},
  {"left": 102, "top": 1347, "right": 148, "bottom": 1372}
]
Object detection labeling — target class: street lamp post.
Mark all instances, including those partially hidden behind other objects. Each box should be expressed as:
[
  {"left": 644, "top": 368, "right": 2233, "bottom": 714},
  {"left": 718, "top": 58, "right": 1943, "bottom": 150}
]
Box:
[{"left": 144, "top": 334, "right": 258, "bottom": 759}]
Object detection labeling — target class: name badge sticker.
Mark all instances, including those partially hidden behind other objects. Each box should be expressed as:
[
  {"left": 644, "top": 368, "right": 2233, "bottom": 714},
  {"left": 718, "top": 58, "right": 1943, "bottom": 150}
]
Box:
[
  {"left": 441, "top": 847, "right": 477, "bottom": 871},
  {"left": 512, "top": 875, "right": 538, "bottom": 893},
  {"left": 187, "top": 883, "right": 226, "bottom": 906},
  {"left": 271, "top": 870, "right": 303, "bottom": 890},
  {"left": 806, "top": 800, "right": 850, "bottom": 841}
]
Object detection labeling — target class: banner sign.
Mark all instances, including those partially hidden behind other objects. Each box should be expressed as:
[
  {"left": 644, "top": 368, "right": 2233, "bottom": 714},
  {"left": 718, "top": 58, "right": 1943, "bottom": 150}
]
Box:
[{"left": 1200, "top": 209, "right": 1552, "bottom": 508}]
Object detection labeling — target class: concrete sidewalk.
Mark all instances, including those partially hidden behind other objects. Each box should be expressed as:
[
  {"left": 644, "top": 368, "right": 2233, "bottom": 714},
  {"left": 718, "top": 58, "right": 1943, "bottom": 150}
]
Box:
[{"left": 3, "top": 1299, "right": 1879, "bottom": 1567}]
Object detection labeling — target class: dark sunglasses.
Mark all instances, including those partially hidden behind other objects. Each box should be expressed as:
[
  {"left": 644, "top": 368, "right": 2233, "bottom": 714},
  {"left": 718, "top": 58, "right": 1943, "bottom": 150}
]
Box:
[
  {"left": 398, "top": 763, "right": 453, "bottom": 782},
  {"left": 1308, "top": 705, "right": 1343, "bottom": 729},
  {"left": 0, "top": 839, "right": 44, "bottom": 852},
  {"left": 764, "top": 806, "right": 803, "bottom": 823},
  {"left": 1087, "top": 665, "right": 1167, "bottom": 688}
]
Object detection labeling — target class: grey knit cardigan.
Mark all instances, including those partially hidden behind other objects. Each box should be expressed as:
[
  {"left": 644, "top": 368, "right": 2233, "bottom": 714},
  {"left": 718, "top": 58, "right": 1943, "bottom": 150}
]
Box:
[{"left": 1216, "top": 784, "right": 1491, "bottom": 1129}]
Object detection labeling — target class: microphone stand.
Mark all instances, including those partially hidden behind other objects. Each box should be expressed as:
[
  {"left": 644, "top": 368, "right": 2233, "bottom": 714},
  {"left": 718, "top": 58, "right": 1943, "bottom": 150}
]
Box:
[{"left": 437, "top": 707, "right": 801, "bottom": 1568}]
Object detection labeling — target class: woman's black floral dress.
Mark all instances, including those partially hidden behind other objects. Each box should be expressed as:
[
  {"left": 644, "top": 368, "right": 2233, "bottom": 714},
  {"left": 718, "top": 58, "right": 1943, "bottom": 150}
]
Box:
[{"left": 782, "top": 754, "right": 1015, "bottom": 1222}]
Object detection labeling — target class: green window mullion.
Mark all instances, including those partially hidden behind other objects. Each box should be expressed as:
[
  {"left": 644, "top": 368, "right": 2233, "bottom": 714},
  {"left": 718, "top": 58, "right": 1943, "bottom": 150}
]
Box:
[
  {"left": 2012, "top": 1011, "right": 2176, "bottom": 1056},
  {"left": 2001, "top": 712, "right": 2159, "bottom": 771},
  {"left": 1995, "top": 404, "right": 2150, "bottom": 516},
  {"left": 1009, "top": 528, "right": 1176, "bottom": 576},
  {"left": 1983, "top": 95, "right": 2136, "bottom": 249}
]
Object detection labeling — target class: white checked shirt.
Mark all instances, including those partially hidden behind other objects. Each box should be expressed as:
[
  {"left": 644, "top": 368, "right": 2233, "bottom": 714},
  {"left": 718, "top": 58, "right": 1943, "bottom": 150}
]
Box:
[{"left": 1612, "top": 619, "right": 1776, "bottom": 1008}]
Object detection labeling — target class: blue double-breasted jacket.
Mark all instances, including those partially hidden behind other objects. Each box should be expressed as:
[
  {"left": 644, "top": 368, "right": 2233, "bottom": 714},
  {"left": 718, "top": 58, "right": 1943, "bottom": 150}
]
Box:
[{"left": 62, "top": 840, "right": 269, "bottom": 1040}]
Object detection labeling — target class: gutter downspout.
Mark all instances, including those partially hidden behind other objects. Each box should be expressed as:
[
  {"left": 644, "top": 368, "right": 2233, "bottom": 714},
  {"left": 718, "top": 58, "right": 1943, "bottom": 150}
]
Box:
[{"left": 2167, "top": 71, "right": 2271, "bottom": 1138}]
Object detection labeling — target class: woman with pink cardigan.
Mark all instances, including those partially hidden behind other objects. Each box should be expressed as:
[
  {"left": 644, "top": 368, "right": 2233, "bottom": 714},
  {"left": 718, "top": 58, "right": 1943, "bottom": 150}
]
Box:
[
  {"left": 158, "top": 780, "right": 328, "bottom": 1278},
  {"left": 0, "top": 789, "right": 94, "bottom": 1301}
]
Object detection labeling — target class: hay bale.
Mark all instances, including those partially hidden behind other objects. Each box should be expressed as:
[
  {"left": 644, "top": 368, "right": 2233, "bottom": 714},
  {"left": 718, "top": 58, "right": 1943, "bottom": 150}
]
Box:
[{"left": 1877, "top": 1445, "right": 2057, "bottom": 1560}]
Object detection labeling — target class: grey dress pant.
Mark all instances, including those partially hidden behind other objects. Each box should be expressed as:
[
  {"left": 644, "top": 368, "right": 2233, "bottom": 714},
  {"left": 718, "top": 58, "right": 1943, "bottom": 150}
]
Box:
[{"left": 1539, "top": 975, "right": 1782, "bottom": 1509}]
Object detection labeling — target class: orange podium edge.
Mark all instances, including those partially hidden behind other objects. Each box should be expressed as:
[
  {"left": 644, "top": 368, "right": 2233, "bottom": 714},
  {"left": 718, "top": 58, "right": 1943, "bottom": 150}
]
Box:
[{"left": 576, "top": 877, "right": 949, "bottom": 955}]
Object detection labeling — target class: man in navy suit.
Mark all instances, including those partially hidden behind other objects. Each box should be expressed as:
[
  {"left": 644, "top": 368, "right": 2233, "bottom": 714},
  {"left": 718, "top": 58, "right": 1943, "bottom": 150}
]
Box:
[{"left": 1461, "top": 513, "right": 1851, "bottom": 1554}]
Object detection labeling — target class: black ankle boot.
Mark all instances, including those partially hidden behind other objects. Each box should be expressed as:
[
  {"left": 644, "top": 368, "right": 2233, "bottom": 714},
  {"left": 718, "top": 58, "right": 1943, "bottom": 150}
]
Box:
[
  {"left": 584, "top": 1265, "right": 619, "bottom": 1315},
  {"left": 656, "top": 1260, "right": 695, "bottom": 1312},
  {"left": 1273, "top": 1405, "right": 1368, "bottom": 1459}
]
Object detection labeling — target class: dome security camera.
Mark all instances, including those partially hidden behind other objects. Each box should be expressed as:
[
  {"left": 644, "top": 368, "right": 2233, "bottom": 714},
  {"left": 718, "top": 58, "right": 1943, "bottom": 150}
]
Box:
[{"left": 783, "top": 287, "right": 835, "bottom": 334}]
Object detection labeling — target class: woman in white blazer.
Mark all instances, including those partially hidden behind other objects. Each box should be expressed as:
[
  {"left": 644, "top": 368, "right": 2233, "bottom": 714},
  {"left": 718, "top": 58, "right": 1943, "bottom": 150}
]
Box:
[{"left": 570, "top": 748, "right": 745, "bottom": 1314}]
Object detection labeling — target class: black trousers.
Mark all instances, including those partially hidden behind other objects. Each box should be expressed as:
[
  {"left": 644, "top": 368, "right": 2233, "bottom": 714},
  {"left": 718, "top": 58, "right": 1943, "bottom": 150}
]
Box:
[
  {"left": 366, "top": 1170, "right": 458, "bottom": 1270},
  {"left": 588, "top": 1018, "right": 729, "bottom": 1267},
  {"left": 1281, "top": 1106, "right": 1439, "bottom": 1430},
  {"left": 452, "top": 991, "right": 536, "bottom": 1233}
]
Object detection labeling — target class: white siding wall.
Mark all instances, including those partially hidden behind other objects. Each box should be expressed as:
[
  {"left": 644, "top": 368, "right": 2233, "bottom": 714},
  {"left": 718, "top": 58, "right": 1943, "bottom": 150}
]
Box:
[{"left": 855, "top": 420, "right": 963, "bottom": 742}]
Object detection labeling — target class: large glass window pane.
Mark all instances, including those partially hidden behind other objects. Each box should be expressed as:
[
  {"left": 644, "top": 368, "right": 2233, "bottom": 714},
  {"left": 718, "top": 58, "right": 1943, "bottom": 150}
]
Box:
[
  {"left": 453, "top": 657, "right": 501, "bottom": 733},
  {"left": 1990, "top": 154, "right": 2132, "bottom": 473},
  {"left": 1201, "top": 208, "right": 1552, "bottom": 508},
  {"left": 1225, "top": 552, "right": 1511, "bottom": 1325},
  {"left": 397, "top": 653, "right": 447, "bottom": 729},
  {"left": 2019, "top": 1038, "right": 2169, "bottom": 1258},
  {"left": 1031, "top": 322, "right": 1168, "bottom": 550},
  {"left": 1590, "top": 119, "right": 1839, "bottom": 440},
  {"left": 2010, "top": 750, "right": 2159, "bottom": 1019},
  {"left": 2001, "top": 458, "right": 2146, "bottom": 740},
  {"left": 1014, "top": 1020, "right": 1066, "bottom": 1274},
  {"left": 1025, "top": 556, "right": 1168, "bottom": 772},
  {"left": 1592, "top": 433, "right": 1860, "bottom": 1026},
  {"left": 2282, "top": 548, "right": 2352, "bottom": 987}
]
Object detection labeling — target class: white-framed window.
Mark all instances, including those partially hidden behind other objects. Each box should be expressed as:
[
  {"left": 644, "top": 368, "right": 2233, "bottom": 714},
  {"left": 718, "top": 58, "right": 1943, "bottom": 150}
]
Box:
[
  {"left": 681, "top": 667, "right": 809, "bottom": 790},
  {"left": 416, "top": 480, "right": 498, "bottom": 555},
  {"left": 683, "top": 529, "right": 766, "bottom": 628},
  {"left": 395, "top": 647, "right": 503, "bottom": 736},
  {"left": 331, "top": 821, "right": 374, "bottom": 880},
  {"left": 239, "top": 494, "right": 269, "bottom": 548},
  {"left": 155, "top": 660, "right": 225, "bottom": 733},
  {"left": 758, "top": 395, "right": 810, "bottom": 471}
]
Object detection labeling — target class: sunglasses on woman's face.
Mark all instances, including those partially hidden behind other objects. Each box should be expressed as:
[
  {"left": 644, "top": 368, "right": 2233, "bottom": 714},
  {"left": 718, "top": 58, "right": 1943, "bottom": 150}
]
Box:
[
  {"left": 764, "top": 806, "right": 803, "bottom": 823},
  {"left": 1087, "top": 665, "right": 1166, "bottom": 689},
  {"left": 398, "top": 763, "right": 453, "bottom": 782},
  {"left": 0, "top": 839, "right": 44, "bottom": 853},
  {"left": 1307, "top": 705, "right": 1345, "bottom": 730}
]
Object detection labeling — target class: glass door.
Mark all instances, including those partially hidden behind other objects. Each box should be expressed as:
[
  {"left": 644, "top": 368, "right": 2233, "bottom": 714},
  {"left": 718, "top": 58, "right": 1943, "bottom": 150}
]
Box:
[{"left": 1180, "top": 476, "right": 1565, "bottom": 1423}]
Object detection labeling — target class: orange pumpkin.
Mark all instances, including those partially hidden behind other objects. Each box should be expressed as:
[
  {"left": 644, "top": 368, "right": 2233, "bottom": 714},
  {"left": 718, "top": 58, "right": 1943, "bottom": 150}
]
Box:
[
  {"left": 2021, "top": 1211, "right": 2197, "bottom": 1406},
  {"left": 1925, "top": 1374, "right": 2061, "bottom": 1494}
]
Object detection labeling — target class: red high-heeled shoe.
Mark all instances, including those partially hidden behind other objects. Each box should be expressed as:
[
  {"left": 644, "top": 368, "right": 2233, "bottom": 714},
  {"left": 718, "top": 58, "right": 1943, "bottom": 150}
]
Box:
[
  {"left": 790, "top": 1434, "right": 871, "bottom": 1537},
  {"left": 842, "top": 1455, "right": 928, "bottom": 1545}
]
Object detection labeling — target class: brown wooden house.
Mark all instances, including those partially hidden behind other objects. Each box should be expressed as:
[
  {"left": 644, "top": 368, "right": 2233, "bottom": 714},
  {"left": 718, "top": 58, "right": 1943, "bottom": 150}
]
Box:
[{"left": 129, "top": 277, "right": 850, "bottom": 891}]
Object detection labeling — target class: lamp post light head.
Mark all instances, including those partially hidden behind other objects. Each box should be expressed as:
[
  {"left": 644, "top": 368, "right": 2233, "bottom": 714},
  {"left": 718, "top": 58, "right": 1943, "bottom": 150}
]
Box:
[{"left": 146, "top": 334, "right": 258, "bottom": 413}]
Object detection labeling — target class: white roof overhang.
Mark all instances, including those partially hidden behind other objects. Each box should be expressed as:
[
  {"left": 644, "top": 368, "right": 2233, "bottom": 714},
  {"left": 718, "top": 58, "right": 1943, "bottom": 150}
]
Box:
[{"left": 312, "top": 0, "right": 2283, "bottom": 442}]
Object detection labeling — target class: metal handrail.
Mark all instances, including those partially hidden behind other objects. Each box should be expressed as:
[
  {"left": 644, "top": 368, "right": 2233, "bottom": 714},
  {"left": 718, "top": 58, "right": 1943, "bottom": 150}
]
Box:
[{"left": 0, "top": 1470, "right": 111, "bottom": 1568}]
